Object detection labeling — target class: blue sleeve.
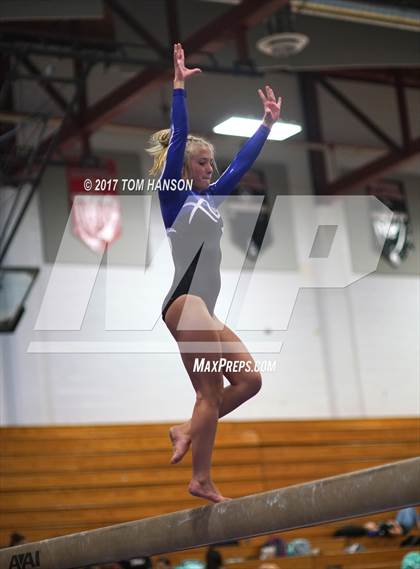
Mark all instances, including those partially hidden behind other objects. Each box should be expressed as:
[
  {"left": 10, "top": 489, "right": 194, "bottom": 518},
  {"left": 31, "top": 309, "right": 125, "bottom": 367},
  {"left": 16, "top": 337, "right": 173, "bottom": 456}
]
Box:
[
  {"left": 159, "top": 88, "right": 189, "bottom": 228},
  {"left": 160, "top": 88, "right": 188, "bottom": 182},
  {"left": 209, "top": 124, "right": 270, "bottom": 205}
]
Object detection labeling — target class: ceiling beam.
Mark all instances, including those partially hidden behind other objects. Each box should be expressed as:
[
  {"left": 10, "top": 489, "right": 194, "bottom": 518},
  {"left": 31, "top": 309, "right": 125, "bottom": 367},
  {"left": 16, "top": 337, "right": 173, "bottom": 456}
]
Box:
[
  {"left": 37, "top": 0, "right": 289, "bottom": 155},
  {"left": 324, "top": 68, "right": 420, "bottom": 90},
  {"left": 17, "top": 54, "right": 70, "bottom": 114},
  {"left": 318, "top": 77, "right": 399, "bottom": 151},
  {"left": 394, "top": 70, "right": 411, "bottom": 148},
  {"left": 105, "top": 0, "right": 168, "bottom": 58},
  {"left": 326, "top": 136, "right": 420, "bottom": 195},
  {"left": 299, "top": 73, "right": 328, "bottom": 195}
]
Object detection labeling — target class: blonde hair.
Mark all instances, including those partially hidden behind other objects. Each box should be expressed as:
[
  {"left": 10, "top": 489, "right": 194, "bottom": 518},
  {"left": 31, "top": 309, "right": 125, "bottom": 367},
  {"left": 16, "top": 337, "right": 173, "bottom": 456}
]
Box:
[{"left": 146, "top": 129, "right": 218, "bottom": 179}]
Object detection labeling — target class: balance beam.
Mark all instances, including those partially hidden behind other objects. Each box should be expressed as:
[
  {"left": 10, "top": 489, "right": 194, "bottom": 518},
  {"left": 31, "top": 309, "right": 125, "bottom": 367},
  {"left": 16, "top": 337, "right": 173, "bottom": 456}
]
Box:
[{"left": 1, "top": 458, "right": 419, "bottom": 569}]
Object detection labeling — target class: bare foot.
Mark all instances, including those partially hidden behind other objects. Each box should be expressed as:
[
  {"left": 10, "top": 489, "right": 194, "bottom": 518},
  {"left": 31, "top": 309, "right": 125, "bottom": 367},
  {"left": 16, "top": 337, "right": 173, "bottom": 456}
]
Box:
[
  {"left": 169, "top": 426, "right": 191, "bottom": 464},
  {"left": 188, "top": 478, "right": 231, "bottom": 503}
]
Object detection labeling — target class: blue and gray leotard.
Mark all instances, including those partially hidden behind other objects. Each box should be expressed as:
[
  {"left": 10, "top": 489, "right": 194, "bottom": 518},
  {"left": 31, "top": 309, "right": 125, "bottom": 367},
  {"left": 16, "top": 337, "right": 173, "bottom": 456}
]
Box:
[{"left": 159, "top": 88, "right": 270, "bottom": 321}]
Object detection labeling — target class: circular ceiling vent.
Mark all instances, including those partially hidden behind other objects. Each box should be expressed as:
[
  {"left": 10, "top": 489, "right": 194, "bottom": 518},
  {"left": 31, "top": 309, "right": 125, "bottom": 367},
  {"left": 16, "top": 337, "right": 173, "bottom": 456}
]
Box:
[{"left": 256, "top": 32, "right": 309, "bottom": 58}]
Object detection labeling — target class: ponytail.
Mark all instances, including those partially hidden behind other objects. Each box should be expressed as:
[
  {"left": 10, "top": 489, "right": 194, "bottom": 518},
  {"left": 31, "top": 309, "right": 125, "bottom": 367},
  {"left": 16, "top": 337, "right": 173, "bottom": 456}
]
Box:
[{"left": 146, "top": 129, "right": 171, "bottom": 176}]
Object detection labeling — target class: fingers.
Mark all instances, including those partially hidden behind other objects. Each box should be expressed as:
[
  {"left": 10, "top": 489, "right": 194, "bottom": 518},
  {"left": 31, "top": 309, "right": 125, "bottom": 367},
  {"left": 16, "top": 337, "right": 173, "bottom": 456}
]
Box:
[
  {"left": 173, "top": 43, "right": 184, "bottom": 64},
  {"left": 265, "top": 85, "right": 276, "bottom": 101},
  {"left": 258, "top": 88, "right": 267, "bottom": 103},
  {"left": 185, "top": 67, "right": 202, "bottom": 78},
  {"left": 178, "top": 43, "right": 184, "bottom": 61},
  {"left": 173, "top": 43, "right": 180, "bottom": 67},
  {"left": 259, "top": 85, "right": 280, "bottom": 104},
  {"left": 173, "top": 43, "right": 202, "bottom": 80}
]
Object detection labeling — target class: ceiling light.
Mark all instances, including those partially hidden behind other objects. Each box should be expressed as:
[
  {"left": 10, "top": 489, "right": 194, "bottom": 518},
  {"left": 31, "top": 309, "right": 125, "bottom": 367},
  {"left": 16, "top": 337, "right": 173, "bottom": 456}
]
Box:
[
  {"left": 257, "top": 33, "right": 309, "bottom": 58},
  {"left": 213, "top": 117, "right": 302, "bottom": 141}
]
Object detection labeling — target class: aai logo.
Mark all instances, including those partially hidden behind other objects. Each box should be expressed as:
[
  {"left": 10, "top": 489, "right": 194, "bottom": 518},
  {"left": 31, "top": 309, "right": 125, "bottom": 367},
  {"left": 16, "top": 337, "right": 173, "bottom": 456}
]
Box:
[{"left": 9, "top": 551, "right": 40, "bottom": 569}]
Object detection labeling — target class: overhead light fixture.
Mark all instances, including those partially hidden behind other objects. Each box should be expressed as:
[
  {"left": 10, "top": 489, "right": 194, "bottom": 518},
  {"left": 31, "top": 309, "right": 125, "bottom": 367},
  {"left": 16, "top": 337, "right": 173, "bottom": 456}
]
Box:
[
  {"left": 256, "top": 33, "right": 309, "bottom": 58},
  {"left": 213, "top": 117, "right": 302, "bottom": 141},
  {"left": 256, "top": 4, "right": 310, "bottom": 58}
]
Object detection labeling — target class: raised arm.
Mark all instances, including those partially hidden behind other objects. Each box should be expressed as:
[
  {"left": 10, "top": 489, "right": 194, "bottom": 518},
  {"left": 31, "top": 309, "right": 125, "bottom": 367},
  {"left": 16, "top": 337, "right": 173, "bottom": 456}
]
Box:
[
  {"left": 210, "top": 85, "right": 281, "bottom": 201},
  {"left": 160, "top": 44, "right": 201, "bottom": 182},
  {"left": 158, "top": 44, "right": 202, "bottom": 228},
  {"left": 159, "top": 88, "right": 188, "bottom": 183}
]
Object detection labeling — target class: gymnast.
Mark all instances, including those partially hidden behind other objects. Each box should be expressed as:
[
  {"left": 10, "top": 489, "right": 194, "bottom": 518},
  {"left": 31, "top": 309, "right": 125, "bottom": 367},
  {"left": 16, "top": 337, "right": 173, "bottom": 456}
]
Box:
[{"left": 147, "top": 43, "right": 281, "bottom": 503}]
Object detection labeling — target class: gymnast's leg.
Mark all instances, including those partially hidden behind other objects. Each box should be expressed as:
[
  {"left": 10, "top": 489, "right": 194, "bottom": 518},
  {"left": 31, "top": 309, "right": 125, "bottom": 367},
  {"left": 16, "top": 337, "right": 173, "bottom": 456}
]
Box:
[
  {"left": 169, "top": 314, "right": 262, "bottom": 464},
  {"left": 164, "top": 294, "right": 230, "bottom": 502}
]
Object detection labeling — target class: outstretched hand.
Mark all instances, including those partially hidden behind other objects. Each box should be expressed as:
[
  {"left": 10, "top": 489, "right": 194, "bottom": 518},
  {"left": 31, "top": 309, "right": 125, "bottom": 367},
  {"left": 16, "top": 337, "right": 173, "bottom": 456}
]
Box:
[
  {"left": 258, "top": 85, "right": 282, "bottom": 128},
  {"left": 174, "top": 43, "right": 201, "bottom": 85}
]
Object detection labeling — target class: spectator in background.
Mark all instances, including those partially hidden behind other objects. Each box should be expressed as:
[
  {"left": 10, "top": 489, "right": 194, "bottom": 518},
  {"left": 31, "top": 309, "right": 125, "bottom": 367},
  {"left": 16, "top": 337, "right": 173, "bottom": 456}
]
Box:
[
  {"left": 205, "top": 546, "right": 223, "bottom": 569},
  {"left": 397, "top": 508, "right": 420, "bottom": 535},
  {"left": 9, "top": 532, "right": 25, "bottom": 547},
  {"left": 334, "top": 507, "right": 420, "bottom": 538},
  {"left": 0, "top": 533, "right": 26, "bottom": 551},
  {"left": 259, "top": 535, "right": 286, "bottom": 558}
]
